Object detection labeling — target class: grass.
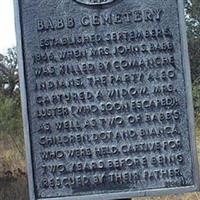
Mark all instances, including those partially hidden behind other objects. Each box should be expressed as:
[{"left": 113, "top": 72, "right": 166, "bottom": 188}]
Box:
[{"left": 0, "top": 133, "right": 26, "bottom": 177}]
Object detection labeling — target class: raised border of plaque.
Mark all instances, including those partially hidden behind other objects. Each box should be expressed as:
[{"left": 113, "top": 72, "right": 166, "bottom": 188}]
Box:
[{"left": 14, "top": 0, "right": 200, "bottom": 200}]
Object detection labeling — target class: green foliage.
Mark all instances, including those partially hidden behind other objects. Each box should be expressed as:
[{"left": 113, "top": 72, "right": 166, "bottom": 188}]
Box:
[
  {"left": 0, "top": 93, "right": 25, "bottom": 158},
  {"left": 0, "top": 95, "right": 22, "bottom": 137},
  {"left": 186, "top": 0, "right": 200, "bottom": 82},
  {"left": 186, "top": 0, "right": 200, "bottom": 37},
  {"left": 193, "top": 81, "right": 200, "bottom": 125},
  {"left": 186, "top": 0, "right": 200, "bottom": 124},
  {"left": 0, "top": 48, "right": 19, "bottom": 96}
]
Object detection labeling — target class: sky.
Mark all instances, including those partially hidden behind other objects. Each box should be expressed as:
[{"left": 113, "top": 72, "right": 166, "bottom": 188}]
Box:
[{"left": 0, "top": 0, "right": 16, "bottom": 54}]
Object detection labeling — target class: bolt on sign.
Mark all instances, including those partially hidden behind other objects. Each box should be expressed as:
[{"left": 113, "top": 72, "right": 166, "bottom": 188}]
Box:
[{"left": 14, "top": 0, "right": 199, "bottom": 199}]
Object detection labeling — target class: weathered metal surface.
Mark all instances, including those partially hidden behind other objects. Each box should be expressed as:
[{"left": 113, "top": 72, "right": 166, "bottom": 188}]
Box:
[{"left": 14, "top": 0, "right": 199, "bottom": 199}]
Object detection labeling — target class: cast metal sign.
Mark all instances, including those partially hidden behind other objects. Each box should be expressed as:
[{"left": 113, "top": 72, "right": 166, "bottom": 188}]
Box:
[{"left": 14, "top": 0, "right": 199, "bottom": 199}]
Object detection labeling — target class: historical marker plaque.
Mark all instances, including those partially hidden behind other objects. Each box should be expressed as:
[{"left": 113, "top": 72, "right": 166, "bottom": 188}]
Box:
[{"left": 15, "top": 0, "right": 199, "bottom": 199}]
